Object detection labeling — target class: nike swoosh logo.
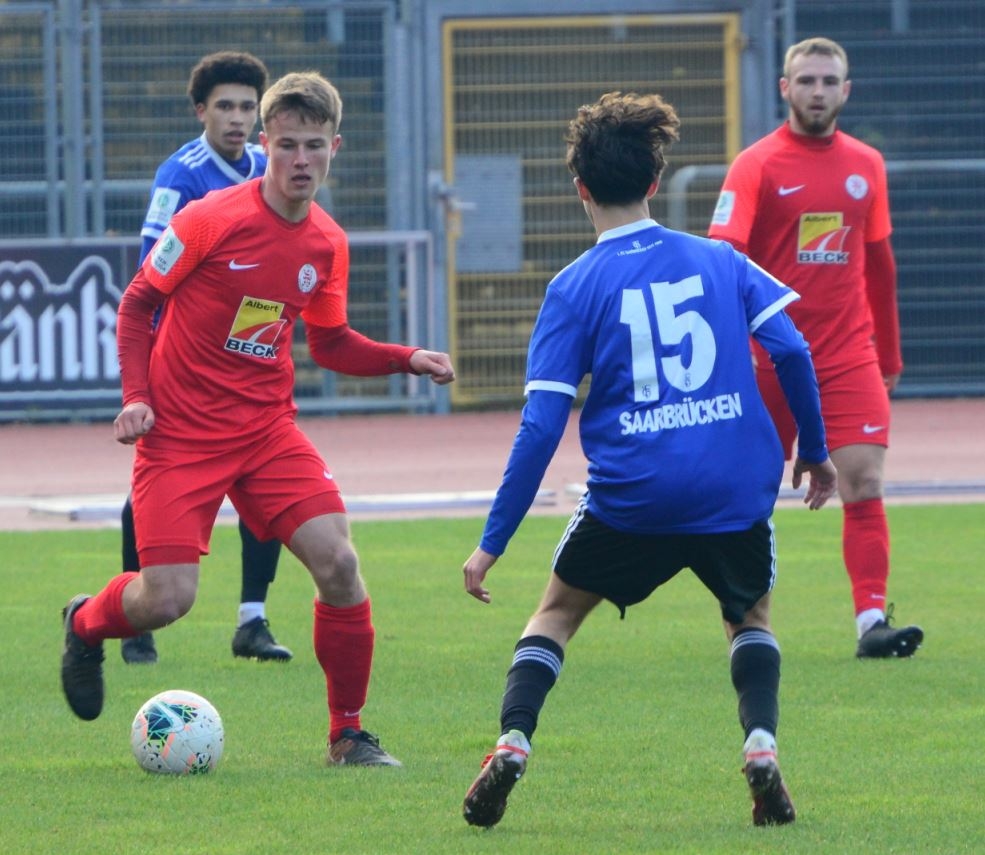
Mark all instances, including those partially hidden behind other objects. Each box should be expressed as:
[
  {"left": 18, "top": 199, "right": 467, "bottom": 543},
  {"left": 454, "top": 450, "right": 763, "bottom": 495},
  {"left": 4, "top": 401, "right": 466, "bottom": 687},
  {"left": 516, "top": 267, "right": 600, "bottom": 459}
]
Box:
[
  {"left": 862, "top": 424, "right": 887, "bottom": 434},
  {"left": 778, "top": 185, "right": 805, "bottom": 196},
  {"left": 229, "top": 260, "right": 260, "bottom": 270}
]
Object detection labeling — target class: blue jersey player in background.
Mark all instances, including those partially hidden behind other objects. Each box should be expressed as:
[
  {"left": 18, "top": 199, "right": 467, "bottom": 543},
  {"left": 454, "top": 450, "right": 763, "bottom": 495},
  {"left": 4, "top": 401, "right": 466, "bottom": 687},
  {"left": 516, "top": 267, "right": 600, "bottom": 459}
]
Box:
[
  {"left": 460, "top": 91, "right": 838, "bottom": 829},
  {"left": 120, "top": 51, "right": 292, "bottom": 665}
]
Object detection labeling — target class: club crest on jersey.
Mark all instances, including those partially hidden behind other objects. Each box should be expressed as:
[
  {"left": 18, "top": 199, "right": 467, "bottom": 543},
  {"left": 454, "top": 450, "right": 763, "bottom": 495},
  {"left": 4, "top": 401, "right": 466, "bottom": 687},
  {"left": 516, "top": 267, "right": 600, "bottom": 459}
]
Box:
[
  {"left": 797, "top": 213, "right": 850, "bottom": 264},
  {"left": 845, "top": 174, "right": 868, "bottom": 200},
  {"left": 225, "top": 296, "right": 287, "bottom": 359},
  {"left": 298, "top": 263, "right": 317, "bottom": 293}
]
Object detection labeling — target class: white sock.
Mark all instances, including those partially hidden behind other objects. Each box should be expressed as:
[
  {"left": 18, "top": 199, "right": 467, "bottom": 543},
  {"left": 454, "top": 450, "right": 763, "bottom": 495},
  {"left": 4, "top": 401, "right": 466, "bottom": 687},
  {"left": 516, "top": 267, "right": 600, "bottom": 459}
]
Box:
[
  {"left": 743, "top": 728, "right": 776, "bottom": 754},
  {"left": 238, "top": 602, "right": 266, "bottom": 627},
  {"left": 496, "top": 730, "right": 531, "bottom": 764},
  {"left": 856, "top": 608, "right": 885, "bottom": 638}
]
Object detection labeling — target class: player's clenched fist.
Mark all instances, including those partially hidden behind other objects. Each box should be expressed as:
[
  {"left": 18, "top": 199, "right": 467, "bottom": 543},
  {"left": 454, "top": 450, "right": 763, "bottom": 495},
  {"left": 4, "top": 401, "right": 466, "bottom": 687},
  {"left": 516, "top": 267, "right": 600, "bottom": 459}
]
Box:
[
  {"left": 114, "top": 401, "right": 155, "bottom": 444},
  {"left": 410, "top": 349, "right": 456, "bottom": 385}
]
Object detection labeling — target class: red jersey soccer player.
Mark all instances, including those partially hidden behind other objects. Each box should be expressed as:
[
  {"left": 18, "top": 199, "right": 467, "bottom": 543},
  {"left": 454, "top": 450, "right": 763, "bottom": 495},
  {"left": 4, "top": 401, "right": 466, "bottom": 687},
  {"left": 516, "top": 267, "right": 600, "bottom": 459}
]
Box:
[
  {"left": 121, "top": 50, "right": 290, "bottom": 667},
  {"left": 60, "top": 72, "right": 455, "bottom": 767},
  {"left": 709, "top": 37, "right": 923, "bottom": 658}
]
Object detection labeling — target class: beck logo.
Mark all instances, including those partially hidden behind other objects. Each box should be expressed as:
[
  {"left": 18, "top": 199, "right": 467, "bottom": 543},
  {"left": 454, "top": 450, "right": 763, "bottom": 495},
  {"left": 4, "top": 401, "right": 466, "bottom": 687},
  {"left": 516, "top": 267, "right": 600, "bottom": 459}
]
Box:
[
  {"left": 225, "top": 296, "right": 288, "bottom": 359},
  {"left": 797, "top": 213, "right": 850, "bottom": 264}
]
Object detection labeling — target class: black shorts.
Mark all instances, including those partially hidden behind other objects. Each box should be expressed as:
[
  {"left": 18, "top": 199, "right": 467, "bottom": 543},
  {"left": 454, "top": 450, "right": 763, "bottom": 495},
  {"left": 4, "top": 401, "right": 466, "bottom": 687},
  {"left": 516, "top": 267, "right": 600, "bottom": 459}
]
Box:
[{"left": 552, "top": 504, "right": 776, "bottom": 624}]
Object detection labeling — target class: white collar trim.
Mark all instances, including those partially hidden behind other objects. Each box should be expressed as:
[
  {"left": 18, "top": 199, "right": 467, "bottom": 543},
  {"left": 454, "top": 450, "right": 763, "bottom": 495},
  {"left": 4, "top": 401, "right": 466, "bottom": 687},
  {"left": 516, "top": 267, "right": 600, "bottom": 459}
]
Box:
[{"left": 597, "top": 218, "right": 659, "bottom": 243}]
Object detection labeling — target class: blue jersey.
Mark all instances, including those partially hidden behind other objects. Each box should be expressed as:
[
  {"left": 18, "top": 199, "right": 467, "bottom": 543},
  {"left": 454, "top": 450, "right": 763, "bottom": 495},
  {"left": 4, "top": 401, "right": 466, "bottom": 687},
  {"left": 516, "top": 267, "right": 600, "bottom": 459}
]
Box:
[
  {"left": 480, "top": 219, "right": 826, "bottom": 554},
  {"left": 139, "top": 132, "right": 266, "bottom": 263}
]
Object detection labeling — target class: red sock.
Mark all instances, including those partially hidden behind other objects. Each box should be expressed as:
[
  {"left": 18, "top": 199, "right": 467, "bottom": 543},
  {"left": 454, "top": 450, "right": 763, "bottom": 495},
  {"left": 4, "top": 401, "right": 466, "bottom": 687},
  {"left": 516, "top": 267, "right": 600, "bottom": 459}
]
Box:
[
  {"left": 72, "top": 573, "right": 138, "bottom": 644},
  {"left": 843, "top": 498, "right": 890, "bottom": 615},
  {"left": 313, "top": 598, "right": 375, "bottom": 743}
]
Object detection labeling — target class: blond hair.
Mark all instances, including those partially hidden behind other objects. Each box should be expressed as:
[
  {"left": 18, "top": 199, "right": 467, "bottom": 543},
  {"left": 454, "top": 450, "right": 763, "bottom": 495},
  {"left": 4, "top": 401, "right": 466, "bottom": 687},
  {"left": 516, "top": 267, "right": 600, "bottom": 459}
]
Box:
[
  {"left": 260, "top": 71, "right": 342, "bottom": 133},
  {"left": 783, "top": 37, "right": 849, "bottom": 78}
]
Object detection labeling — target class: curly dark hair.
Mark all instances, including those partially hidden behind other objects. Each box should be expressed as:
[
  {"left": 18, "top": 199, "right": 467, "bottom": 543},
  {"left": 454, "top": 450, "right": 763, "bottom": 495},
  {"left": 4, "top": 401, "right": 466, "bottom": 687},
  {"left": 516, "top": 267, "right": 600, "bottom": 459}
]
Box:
[
  {"left": 565, "top": 91, "right": 680, "bottom": 206},
  {"left": 187, "top": 51, "right": 269, "bottom": 107}
]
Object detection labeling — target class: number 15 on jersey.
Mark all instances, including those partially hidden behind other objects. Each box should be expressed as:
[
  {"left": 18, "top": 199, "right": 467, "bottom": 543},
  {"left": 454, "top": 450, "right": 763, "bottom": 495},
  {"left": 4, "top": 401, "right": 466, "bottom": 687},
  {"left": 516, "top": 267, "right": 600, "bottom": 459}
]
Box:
[{"left": 620, "top": 274, "right": 716, "bottom": 402}]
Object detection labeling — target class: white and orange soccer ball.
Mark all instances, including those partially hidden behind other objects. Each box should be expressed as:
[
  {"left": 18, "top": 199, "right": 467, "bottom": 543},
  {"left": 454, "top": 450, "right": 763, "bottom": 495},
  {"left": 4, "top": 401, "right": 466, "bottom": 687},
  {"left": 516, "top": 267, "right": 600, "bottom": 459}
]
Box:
[{"left": 130, "top": 689, "right": 224, "bottom": 775}]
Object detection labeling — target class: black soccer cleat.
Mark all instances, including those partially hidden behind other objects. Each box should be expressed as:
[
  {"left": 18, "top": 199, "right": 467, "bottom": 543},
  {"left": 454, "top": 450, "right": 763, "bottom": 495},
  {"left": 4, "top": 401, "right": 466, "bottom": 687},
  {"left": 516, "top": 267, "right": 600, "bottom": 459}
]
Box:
[
  {"left": 743, "top": 732, "right": 796, "bottom": 826},
  {"left": 327, "top": 728, "right": 402, "bottom": 766},
  {"left": 61, "top": 594, "right": 105, "bottom": 721},
  {"left": 463, "top": 730, "right": 530, "bottom": 828},
  {"left": 121, "top": 631, "right": 158, "bottom": 664},
  {"left": 231, "top": 617, "right": 293, "bottom": 661},
  {"left": 746, "top": 760, "right": 797, "bottom": 826},
  {"left": 856, "top": 605, "right": 924, "bottom": 659}
]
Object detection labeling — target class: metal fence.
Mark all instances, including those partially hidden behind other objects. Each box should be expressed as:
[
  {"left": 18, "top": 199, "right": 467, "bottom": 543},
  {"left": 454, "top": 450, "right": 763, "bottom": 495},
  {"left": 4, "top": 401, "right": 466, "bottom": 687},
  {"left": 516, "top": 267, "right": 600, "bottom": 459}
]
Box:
[
  {"left": 0, "top": 0, "right": 448, "bottom": 420},
  {"left": 0, "top": 0, "right": 394, "bottom": 238},
  {"left": 441, "top": 12, "right": 744, "bottom": 406},
  {"left": 1, "top": 0, "right": 983, "bottom": 416}
]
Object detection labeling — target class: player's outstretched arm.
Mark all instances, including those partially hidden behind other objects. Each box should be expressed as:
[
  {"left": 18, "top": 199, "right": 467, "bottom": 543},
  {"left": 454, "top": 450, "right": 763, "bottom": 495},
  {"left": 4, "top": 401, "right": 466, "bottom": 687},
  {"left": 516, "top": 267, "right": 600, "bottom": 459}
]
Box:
[
  {"left": 463, "top": 546, "right": 498, "bottom": 604},
  {"left": 409, "top": 349, "right": 456, "bottom": 385},
  {"left": 306, "top": 322, "right": 455, "bottom": 383},
  {"left": 791, "top": 457, "right": 837, "bottom": 510}
]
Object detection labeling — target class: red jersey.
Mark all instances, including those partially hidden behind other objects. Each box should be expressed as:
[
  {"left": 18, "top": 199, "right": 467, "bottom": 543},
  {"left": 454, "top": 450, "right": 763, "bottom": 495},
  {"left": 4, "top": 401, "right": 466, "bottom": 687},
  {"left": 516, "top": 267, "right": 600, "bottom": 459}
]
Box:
[
  {"left": 129, "top": 178, "right": 348, "bottom": 446},
  {"left": 708, "top": 122, "right": 893, "bottom": 375}
]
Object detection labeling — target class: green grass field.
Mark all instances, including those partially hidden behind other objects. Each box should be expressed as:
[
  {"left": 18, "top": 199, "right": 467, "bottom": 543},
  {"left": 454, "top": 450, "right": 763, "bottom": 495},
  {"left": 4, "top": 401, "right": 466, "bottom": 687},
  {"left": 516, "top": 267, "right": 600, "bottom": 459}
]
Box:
[{"left": 2, "top": 505, "right": 982, "bottom": 854}]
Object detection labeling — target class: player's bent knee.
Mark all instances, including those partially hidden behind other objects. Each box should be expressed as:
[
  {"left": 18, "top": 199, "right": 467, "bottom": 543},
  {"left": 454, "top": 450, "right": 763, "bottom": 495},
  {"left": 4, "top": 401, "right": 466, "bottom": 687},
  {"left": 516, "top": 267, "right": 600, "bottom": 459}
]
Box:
[
  {"left": 151, "top": 598, "right": 193, "bottom": 628},
  {"left": 133, "top": 563, "right": 199, "bottom": 627},
  {"left": 306, "top": 545, "right": 360, "bottom": 591}
]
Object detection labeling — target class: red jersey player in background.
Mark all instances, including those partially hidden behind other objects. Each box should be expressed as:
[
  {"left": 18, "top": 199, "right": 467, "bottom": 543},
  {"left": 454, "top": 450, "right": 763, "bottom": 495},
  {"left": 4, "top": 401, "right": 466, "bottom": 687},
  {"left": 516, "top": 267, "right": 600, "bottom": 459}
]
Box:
[
  {"left": 709, "top": 36, "right": 923, "bottom": 659},
  {"left": 60, "top": 71, "right": 455, "bottom": 767}
]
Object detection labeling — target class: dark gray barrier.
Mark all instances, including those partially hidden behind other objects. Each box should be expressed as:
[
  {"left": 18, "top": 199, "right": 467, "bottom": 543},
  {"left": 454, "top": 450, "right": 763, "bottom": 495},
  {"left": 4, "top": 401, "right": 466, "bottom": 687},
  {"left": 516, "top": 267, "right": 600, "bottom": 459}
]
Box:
[{"left": 0, "top": 240, "right": 138, "bottom": 421}]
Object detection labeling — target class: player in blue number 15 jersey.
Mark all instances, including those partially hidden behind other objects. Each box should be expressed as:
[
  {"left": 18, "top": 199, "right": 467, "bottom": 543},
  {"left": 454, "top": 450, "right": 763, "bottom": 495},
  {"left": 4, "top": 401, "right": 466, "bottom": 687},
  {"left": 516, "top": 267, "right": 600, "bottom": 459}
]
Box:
[{"left": 461, "top": 91, "right": 837, "bottom": 830}]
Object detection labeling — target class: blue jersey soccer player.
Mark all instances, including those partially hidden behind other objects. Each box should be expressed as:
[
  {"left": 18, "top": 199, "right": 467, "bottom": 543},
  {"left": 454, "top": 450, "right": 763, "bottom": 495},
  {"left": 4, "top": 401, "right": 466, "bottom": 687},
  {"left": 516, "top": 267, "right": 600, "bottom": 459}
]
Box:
[
  {"left": 460, "top": 91, "right": 837, "bottom": 829},
  {"left": 121, "top": 51, "right": 291, "bottom": 665}
]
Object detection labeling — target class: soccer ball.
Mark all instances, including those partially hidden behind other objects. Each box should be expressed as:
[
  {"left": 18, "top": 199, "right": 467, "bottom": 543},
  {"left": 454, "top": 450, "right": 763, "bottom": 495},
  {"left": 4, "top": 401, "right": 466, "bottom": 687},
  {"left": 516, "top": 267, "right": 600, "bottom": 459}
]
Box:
[{"left": 130, "top": 689, "right": 224, "bottom": 775}]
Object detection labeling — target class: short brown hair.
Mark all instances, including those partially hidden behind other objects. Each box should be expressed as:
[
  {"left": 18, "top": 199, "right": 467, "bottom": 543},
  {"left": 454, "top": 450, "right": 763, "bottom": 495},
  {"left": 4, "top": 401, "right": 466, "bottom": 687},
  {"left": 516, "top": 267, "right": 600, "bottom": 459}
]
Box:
[
  {"left": 260, "top": 71, "right": 343, "bottom": 134},
  {"left": 783, "top": 37, "right": 849, "bottom": 78}
]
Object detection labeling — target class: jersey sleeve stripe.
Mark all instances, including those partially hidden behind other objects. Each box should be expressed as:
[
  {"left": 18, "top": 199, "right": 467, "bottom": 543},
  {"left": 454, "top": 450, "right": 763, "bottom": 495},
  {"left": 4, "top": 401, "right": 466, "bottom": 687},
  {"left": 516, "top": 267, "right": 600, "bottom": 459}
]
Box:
[
  {"left": 524, "top": 379, "right": 578, "bottom": 397},
  {"left": 749, "top": 291, "right": 799, "bottom": 333}
]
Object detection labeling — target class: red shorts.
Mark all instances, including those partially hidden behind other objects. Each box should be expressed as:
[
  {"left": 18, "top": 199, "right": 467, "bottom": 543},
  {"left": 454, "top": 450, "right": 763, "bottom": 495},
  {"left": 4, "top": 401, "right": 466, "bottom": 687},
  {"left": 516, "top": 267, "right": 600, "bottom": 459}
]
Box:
[
  {"left": 132, "top": 421, "right": 344, "bottom": 567},
  {"left": 757, "top": 360, "right": 891, "bottom": 460}
]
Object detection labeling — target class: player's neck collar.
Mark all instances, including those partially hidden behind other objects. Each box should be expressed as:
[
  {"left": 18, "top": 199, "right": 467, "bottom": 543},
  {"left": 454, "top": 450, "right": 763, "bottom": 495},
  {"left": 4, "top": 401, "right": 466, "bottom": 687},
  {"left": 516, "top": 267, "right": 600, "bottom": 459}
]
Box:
[
  {"left": 781, "top": 121, "right": 838, "bottom": 148},
  {"left": 597, "top": 218, "right": 658, "bottom": 243},
  {"left": 200, "top": 132, "right": 260, "bottom": 180}
]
